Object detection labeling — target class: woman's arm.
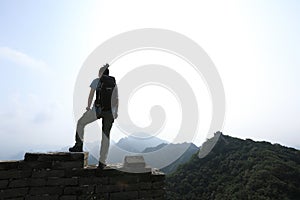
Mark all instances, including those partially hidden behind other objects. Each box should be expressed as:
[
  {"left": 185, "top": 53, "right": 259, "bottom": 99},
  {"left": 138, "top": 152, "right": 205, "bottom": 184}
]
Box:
[{"left": 86, "top": 88, "right": 95, "bottom": 110}]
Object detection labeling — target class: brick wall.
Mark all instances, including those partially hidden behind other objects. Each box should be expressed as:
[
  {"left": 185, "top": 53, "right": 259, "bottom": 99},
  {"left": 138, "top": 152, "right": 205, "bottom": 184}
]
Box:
[{"left": 0, "top": 152, "right": 165, "bottom": 200}]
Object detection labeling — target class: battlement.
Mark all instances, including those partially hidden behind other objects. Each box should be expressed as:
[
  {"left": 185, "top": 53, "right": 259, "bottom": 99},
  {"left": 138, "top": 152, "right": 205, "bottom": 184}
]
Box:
[{"left": 0, "top": 152, "right": 165, "bottom": 199}]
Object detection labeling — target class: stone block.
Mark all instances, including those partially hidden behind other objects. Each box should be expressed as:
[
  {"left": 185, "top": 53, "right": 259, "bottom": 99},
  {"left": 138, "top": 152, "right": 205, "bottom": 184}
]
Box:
[
  {"left": 28, "top": 178, "right": 46, "bottom": 187},
  {"left": 123, "top": 183, "right": 140, "bottom": 191},
  {"left": 139, "top": 189, "right": 165, "bottom": 198},
  {"left": 63, "top": 185, "right": 94, "bottom": 195},
  {"left": 0, "top": 179, "right": 8, "bottom": 189},
  {"left": 109, "top": 175, "right": 139, "bottom": 184},
  {"left": 24, "top": 152, "right": 88, "bottom": 162},
  {"left": 124, "top": 156, "right": 145, "bottom": 167},
  {"left": 95, "top": 184, "right": 123, "bottom": 193},
  {"left": 139, "top": 182, "right": 152, "bottom": 190},
  {"left": 65, "top": 168, "right": 96, "bottom": 178},
  {"left": 25, "top": 194, "right": 59, "bottom": 200},
  {"left": 0, "top": 169, "right": 31, "bottom": 179},
  {"left": 8, "top": 178, "right": 29, "bottom": 188},
  {"left": 19, "top": 160, "right": 52, "bottom": 169},
  {"left": 10, "top": 197, "right": 24, "bottom": 200},
  {"left": 151, "top": 173, "right": 165, "bottom": 182},
  {"left": 59, "top": 195, "right": 77, "bottom": 200},
  {"left": 52, "top": 160, "right": 84, "bottom": 169},
  {"left": 139, "top": 190, "right": 153, "bottom": 198},
  {"left": 0, "top": 161, "right": 19, "bottom": 170},
  {"left": 31, "top": 169, "right": 65, "bottom": 178},
  {"left": 47, "top": 177, "right": 78, "bottom": 186},
  {"left": 79, "top": 176, "right": 108, "bottom": 185},
  {"left": 29, "top": 186, "right": 63, "bottom": 195},
  {"left": 137, "top": 173, "right": 152, "bottom": 182},
  {"left": 152, "top": 181, "right": 165, "bottom": 189},
  {"left": 122, "top": 156, "right": 151, "bottom": 173},
  {"left": 89, "top": 193, "right": 109, "bottom": 200},
  {"left": 0, "top": 187, "right": 29, "bottom": 198},
  {"left": 77, "top": 194, "right": 101, "bottom": 200},
  {"left": 110, "top": 191, "right": 138, "bottom": 200},
  {"left": 47, "top": 169, "right": 66, "bottom": 177},
  {"left": 152, "top": 189, "right": 165, "bottom": 197}
]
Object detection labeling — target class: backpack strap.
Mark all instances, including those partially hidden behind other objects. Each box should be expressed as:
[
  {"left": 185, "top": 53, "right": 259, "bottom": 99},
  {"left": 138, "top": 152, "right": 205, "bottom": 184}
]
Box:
[{"left": 96, "top": 77, "right": 103, "bottom": 90}]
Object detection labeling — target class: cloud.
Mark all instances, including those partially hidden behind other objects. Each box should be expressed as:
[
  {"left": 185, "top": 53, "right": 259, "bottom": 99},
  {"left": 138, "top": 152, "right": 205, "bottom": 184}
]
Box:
[
  {"left": 0, "top": 46, "right": 48, "bottom": 72},
  {"left": 0, "top": 92, "right": 73, "bottom": 157}
]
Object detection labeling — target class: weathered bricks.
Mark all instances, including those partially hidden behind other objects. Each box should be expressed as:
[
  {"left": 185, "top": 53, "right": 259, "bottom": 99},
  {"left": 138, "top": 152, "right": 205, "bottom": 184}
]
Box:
[
  {"left": 8, "top": 178, "right": 28, "bottom": 187},
  {"left": 110, "top": 191, "right": 139, "bottom": 200},
  {"left": 32, "top": 169, "right": 65, "bottom": 178},
  {"left": 0, "top": 187, "right": 29, "bottom": 198},
  {"left": 0, "top": 152, "right": 165, "bottom": 199},
  {"left": 95, "top": 184, "right": 123, "bottom": 193},
  {"left": 0, "top": 169, "right": 31, "bottom": 179},
  {"left": 29, "top": 186, "right": 64, "bottom": 195},
  {"left": 25, "top": 194, "right": 59, "bottom": 200},
  {"left": 79, "top": 176, "right": 108, "bottom": 185},
  {"left": 59, "top": 195, "right": 77, "bottom": 200},
  {"left": 0, "top": 161, "right": 19, "bottom": 170},
  {"left": 63, "top": 185, "right": 94, "bottom": 195},
  {"left": 24, "top": 152, "right": 88, "bottom": 162},
  {"left": 28, "top": 178, "right": 47, "bottom": 186},
  {"left": 0, "top": 179, "right": 8, "bottom": 189},
  {"left": 47, "top": 177, "right": 78, "bottom": 186}
]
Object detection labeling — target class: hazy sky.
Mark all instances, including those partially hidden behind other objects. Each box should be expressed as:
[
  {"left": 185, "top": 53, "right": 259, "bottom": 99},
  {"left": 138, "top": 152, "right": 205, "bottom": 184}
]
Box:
[{"left": 0, "top": 0, "right": 299, "bottom": 159}]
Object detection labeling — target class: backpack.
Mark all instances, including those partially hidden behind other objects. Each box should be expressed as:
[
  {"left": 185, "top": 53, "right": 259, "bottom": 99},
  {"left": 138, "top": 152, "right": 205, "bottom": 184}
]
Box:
[{"left": 94, "top": 75, "right": 116, "bottom": 118}]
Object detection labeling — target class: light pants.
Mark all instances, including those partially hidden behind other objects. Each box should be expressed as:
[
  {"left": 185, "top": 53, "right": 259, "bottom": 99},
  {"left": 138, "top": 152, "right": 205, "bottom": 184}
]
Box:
[{"left": 76, "top": 109, "right": 114, "bottom": 164}]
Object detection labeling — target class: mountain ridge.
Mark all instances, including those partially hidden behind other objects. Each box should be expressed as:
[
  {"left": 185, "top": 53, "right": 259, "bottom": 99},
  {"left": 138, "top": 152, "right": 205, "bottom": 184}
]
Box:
[{"left": 166, "top": 132, "right": 300, "bottom": 200}]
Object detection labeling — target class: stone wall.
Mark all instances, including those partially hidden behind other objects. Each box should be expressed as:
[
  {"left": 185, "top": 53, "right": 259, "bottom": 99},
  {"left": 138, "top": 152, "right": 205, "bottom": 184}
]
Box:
[{"left": 0, "top": 152, "right": 165, "bottom": 200}]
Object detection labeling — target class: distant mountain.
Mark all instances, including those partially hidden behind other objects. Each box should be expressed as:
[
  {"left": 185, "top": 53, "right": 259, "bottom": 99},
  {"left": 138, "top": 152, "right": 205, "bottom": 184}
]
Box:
[
  {"left": 85, "top": 133, "right": 168, "bottom": 164},
  {"left": 142, "top": 143, "right": 168, "bottom": 153},
  {"left": 141, "top": 142, "right": 199, "bottom": 174},
  {"left": 161, "top": 143, "right": 199, "bottom": 174},
  {"left": 116, "top": 132, "right": 168, "bottom": 152},
  {"left": 166, "top": 132, "right": 300, "bottom": 200},
  {"left": 87, "top": 138, "right": 199, "bottom": 172}
]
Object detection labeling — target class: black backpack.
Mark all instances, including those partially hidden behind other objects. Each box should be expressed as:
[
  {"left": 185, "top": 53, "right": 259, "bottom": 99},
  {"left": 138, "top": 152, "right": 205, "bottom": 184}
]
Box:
[{"left": 95, "top": 75, "right": 116, "bottom": 117}]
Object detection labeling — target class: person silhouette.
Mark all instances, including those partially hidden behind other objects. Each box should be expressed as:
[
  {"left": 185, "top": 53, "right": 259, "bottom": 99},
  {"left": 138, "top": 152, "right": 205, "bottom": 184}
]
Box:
[{"left": 69, "top": 63, "right": 118, "bottom": 169}]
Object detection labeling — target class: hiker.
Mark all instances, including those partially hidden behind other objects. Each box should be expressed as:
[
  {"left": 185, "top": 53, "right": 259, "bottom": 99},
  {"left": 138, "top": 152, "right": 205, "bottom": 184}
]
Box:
[{"left": 69, "top": 63, "right": 118, "bottom": 169}]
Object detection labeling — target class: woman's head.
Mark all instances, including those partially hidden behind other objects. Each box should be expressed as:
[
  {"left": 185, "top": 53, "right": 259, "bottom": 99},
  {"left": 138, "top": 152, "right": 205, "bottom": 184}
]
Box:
[{"left": 99, "top": 63, "right": 109, "bottom": 77}]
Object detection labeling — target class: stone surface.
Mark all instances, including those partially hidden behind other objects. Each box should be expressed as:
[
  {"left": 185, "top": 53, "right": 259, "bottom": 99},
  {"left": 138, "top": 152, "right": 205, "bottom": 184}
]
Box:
[
  {"left": 110, "top": 191, "right": 139, "bottom": 200},
  {"left": 0, "top": 160, "right": 19, "bottom": 170},
  {"left": 124, "top": 156, "right": 146, "bottom": 168},
  {"left": 122, "top": 156, "right": 152, "bottom": 173},
  {"left": 24, "top": 152, "right": 88, "bottom": 162},
  {"left": 29, "top": 186, "right": 64, "bottom": 195},
  {"left": 0, "top": 152, "right": 165, "bottom": 199},
  {"left": 0, "top": 187, "right": 29, "bottom": 198}
]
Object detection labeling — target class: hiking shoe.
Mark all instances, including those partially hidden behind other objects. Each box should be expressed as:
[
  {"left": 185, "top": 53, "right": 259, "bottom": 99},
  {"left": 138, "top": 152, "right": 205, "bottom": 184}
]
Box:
[
  {"left": 97, "top": 162, "right": 107, "bottom": 170},
  {"left": 69, "top": 143, "right": 83, "bottom": 152}
]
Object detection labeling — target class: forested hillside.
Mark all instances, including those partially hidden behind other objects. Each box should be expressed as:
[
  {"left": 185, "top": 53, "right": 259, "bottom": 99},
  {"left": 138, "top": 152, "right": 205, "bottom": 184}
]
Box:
[{"left": 166, "top": 133, "right": 300, "bottom": 200}]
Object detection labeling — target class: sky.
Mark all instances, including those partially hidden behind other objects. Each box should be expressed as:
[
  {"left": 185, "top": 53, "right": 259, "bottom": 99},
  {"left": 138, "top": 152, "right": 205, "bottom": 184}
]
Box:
[{"left": 0, "top": 0, "right": 299, "bottom": 159}]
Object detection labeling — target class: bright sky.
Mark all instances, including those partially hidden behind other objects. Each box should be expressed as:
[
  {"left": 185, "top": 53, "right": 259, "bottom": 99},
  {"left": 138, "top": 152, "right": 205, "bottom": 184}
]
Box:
[{"left": 0, "top": 0, "right": 299, "bottom": 159}]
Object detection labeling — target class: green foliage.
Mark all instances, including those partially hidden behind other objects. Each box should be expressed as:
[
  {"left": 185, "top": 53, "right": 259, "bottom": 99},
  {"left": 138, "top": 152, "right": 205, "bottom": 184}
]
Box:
[{"left": 166, "top": 135, "right": 300, "bottom": 200}]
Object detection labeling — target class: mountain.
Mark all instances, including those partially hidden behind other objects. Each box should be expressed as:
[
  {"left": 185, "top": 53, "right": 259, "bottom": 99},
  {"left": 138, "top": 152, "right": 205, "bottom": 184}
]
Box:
[
  {"left": 141, "top": 142, "right": 199, "bottom": 174},
  {"left": 85, "top": 134, "right": 200, "bottom": 172},
  {"left": 161, "top": 143, "right": 199, "bottom": 174},
  {"left": 116, "top": 132, "right": 168, "bottom": 152},
  {"left": 85, "top": 133, "right": 168, "bottom": 164},
  {"left": 142, "top": 143, "right": 168, "bottom": 153},
  {"left": 166, "top": 132, "right": 300, "bottom": 200}
]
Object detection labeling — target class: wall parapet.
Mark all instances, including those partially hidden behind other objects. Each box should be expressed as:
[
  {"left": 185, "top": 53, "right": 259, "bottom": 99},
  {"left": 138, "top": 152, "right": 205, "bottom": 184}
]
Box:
[{"left": 0, "top": 152, "right": 165, "bottom": 200}]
